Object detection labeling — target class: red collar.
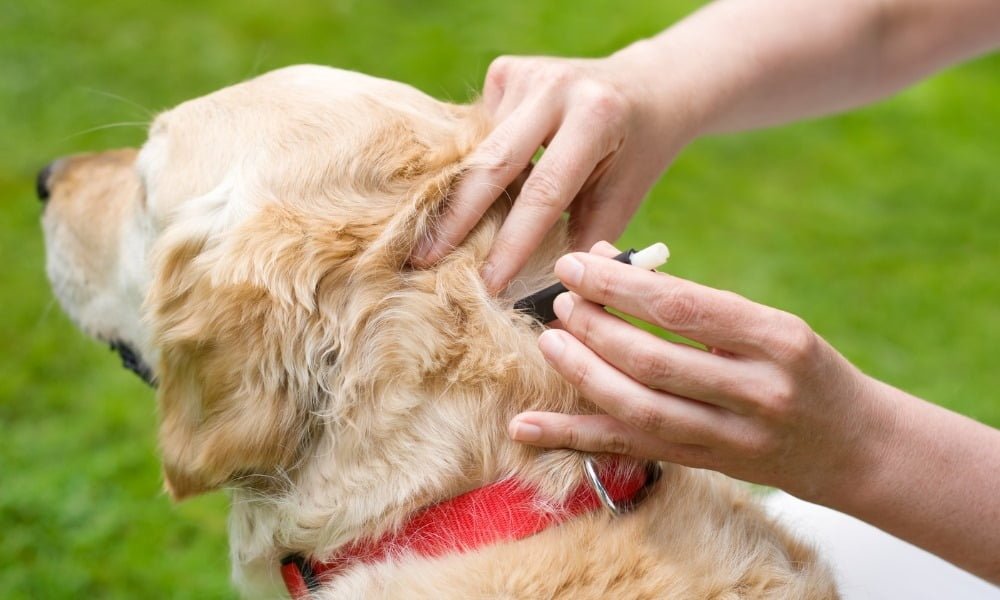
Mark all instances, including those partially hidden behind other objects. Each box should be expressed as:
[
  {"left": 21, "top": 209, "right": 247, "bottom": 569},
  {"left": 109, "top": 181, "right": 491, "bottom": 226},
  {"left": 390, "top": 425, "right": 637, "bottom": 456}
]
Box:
[{"left": 280, "top": 456, "right": 661, "bottom": 598}]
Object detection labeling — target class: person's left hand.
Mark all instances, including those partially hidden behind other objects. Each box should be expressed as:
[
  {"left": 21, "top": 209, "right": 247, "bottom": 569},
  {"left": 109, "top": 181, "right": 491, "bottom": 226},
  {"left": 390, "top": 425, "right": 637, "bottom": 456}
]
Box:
[{"left": 509, "top": 242, "right": 892, "bottom": 504}]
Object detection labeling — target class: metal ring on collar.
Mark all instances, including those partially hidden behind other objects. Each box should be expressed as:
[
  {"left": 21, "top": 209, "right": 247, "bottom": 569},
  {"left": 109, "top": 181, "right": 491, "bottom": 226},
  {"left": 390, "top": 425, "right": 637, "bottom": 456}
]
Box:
[{"left": 582, "top": 455, "right": 662, "bottom": 517}]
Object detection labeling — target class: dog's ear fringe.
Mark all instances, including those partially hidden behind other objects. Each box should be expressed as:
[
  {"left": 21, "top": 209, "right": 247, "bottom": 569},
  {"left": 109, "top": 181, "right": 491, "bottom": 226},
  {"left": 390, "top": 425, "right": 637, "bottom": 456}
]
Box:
[
  {"left": 157, "top": 353, "right": 312, "bottom": 501},
  {"left": 151, "top": 258, "right": 316, "bottom": 501}
]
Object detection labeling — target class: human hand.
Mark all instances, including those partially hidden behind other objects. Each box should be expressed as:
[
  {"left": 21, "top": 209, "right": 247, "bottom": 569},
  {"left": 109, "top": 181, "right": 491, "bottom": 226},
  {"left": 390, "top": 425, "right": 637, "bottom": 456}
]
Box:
[
  {"left": 411, "top": 53, "right": 697, "bottom": 293},
  {"left": 510, "top": 242, "right": 893, "bottom": 504}
]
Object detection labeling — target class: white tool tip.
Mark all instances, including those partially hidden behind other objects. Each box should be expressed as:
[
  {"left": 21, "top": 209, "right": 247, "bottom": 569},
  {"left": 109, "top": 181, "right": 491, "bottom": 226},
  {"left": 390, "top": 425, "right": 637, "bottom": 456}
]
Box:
[{"left": 630, "top": 243, "right": 670, "bottom": 270}]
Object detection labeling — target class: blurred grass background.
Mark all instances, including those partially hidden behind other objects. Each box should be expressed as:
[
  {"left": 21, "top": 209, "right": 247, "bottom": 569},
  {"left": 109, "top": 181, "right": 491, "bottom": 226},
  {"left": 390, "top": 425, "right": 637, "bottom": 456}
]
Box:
[{"left": 1, "top": 0, "right": 997, "bottom": 597}]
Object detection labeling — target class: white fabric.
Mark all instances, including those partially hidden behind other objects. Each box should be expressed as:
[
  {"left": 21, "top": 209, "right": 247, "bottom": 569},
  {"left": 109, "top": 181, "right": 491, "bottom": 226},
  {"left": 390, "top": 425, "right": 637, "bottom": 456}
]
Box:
[{"left": 764, "top": 491, "right": 999, "bottom": 599}]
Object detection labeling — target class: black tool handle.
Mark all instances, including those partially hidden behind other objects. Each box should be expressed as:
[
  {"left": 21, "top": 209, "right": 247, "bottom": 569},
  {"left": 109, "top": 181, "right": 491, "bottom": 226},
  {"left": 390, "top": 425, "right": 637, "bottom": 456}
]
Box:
[{"left": 513, "top": 249, "right": 634, "bottom": 324}]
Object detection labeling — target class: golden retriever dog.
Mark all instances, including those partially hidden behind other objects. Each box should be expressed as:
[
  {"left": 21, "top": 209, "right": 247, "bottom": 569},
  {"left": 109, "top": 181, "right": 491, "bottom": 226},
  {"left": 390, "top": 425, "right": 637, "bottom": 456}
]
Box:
[{"left": 39, "top": 65, "right": 837, "bottom": 598}]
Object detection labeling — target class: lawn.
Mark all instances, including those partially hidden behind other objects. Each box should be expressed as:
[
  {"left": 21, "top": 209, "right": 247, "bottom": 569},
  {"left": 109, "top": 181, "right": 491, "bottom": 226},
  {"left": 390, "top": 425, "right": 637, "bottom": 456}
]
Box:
[{"left": 1, "top": 1, "right": 997, "bottom": 597}]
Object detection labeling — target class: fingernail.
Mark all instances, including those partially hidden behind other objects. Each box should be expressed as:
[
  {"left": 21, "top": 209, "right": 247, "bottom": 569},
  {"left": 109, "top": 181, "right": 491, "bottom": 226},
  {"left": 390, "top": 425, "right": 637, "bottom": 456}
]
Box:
[
  {"left": 509, "top": 419, "right": 543, "bottom": 442},
  {"left": 552, "top": 292, "right": 574, "bottom": 322},
  {"left": 538, "top": 329, "right": 567, "bottom": 360},
  {"left": 554, "top": 254, "right": 584, "bottom": 287}
]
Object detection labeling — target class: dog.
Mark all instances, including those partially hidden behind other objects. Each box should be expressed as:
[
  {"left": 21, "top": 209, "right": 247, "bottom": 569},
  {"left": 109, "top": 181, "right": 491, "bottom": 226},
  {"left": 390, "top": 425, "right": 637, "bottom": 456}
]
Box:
[{"left": 39, "top": 65, "right": 837, "bottom": 598}]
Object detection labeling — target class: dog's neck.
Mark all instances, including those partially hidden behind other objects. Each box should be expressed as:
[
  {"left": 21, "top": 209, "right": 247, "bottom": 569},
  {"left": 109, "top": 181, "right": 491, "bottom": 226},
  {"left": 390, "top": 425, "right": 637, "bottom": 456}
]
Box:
[{"left": 228, "top": 219, "right": 591, "bottom": 594}]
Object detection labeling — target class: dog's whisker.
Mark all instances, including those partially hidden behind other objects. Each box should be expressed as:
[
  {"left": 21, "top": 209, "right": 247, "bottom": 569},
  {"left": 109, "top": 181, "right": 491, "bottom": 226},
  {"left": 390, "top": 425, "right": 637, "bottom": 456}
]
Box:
[
  {"left": 60, "top": 121, "right": 150, "bottom": 142},
  {"left": 31, "top": 297, "right": 58, "bottom": 333},
  {"left": 242, "top": 44, "right": 273, "bottom": 81},
  {"left": 80, "top": 87, "right": 157, "bottom": 118}
]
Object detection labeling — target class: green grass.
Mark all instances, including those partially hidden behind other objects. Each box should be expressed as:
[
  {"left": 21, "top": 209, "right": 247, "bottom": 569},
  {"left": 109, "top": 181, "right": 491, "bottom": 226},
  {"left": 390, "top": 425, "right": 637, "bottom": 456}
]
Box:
[{"left": 1, "top": 1, "right": 997, "bottom": 597}]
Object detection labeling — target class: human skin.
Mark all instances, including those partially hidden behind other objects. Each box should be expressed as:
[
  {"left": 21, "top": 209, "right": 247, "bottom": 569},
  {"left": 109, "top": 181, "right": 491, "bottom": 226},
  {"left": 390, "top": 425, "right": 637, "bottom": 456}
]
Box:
[
  {"left": 410, "top": 0, "right": 1000, "bottom": 584},
  {"left": 512, "top": 242, "right": 1000, "bottom": 583},
  {"left": 413, "top": 0, "right": 1000, "bottom": 292}
]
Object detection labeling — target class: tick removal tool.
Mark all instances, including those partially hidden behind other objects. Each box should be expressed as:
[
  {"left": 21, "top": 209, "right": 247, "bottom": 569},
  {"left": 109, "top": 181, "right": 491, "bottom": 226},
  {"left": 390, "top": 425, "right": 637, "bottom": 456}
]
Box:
[{"left": 514, "top": 242, "right": 670, "bottom": 324}]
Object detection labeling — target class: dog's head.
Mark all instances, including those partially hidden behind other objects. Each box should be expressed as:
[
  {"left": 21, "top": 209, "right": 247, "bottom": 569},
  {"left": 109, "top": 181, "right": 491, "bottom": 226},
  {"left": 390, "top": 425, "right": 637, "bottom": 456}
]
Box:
[{"left": 41, "top": 66, "right": 571, "bottom": 502}]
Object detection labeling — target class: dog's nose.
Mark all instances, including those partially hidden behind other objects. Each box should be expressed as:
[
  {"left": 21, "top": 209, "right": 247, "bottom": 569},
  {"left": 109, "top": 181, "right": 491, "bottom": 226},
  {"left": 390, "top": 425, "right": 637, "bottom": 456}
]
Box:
[{"left": 36, "top": 161, "right": 56, "bottom": 203}]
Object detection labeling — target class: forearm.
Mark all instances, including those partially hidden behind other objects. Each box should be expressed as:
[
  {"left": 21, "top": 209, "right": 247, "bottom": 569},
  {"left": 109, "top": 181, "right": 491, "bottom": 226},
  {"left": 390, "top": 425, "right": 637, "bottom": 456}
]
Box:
[
  {"left": 829, "top": 376, "right": 1000, "bottom": 583},
  {"left": 612, "top": 0, "right": 1000, "bottom": 136}
]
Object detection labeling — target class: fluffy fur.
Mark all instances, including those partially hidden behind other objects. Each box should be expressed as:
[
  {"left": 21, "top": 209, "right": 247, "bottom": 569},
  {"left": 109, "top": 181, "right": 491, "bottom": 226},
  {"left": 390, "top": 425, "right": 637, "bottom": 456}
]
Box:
[{"left": 41, "top": 65, "right": 837, "bottom": 598}]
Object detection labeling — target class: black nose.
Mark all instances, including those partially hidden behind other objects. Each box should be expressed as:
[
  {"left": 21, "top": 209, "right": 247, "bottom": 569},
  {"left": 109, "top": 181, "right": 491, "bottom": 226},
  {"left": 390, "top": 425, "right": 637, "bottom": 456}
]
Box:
[{"left": 36, "top": 162, "right": 55, "bottom": 202}]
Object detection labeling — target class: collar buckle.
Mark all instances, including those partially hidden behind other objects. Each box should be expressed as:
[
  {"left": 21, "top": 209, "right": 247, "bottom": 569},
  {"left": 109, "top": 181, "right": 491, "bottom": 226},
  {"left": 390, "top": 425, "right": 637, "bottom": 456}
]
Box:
[{"left": 582, "top": 455, "right": 662, "bottom": 517}]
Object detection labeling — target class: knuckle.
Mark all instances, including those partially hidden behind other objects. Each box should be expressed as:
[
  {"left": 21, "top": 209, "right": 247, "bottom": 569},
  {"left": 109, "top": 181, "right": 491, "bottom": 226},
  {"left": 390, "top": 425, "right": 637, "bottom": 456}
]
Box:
[
  {"left": 651, "top": 285, "right": 703, "bottom": 330},
  {"left": 486, "top": 56, "right": 515, "bottom": 87},
  {"left": 735, "top": 375, "right": 772, "bottom": 407},
  {"left": 562, "top": 424, "right": 583, "bottom": 449},
  {"left": 773, "top": 314, "right": 818, "bottom": 365},
  {"left": 758, "top": 376, "right": 798, "bottom": 419},
  {"left": 541, "top": 62, "right": 576, "bottom": 88},
  {"left": 578, "top": 81, "right": 630, "bottom": 125},
  {"left": 570, "top": 304, "right": 597, "bottom": 343},
  {"left": 630, "top": 348, "right": 672, "bottom": 384},
  {"left": 521, "top": 171, "right": 565, "bottom": 211},
  {"left": 591, "top": 265, "right": 620, "bottom": 302},
  {"left": 737, "top": 432, "right": 775, "bottom": 461},
  {"left": 749, "top": 430, "right": 781, "bottom": 460},
  {"left": 567, "top": 356, "right": 594, "bottom": 390},
  {"left": 600, "top": 430, "right": 633, "bottom": 456},
  {"left": 622, "top": 401, "right": 666, "bottom": 433},
  {"left": 476, "top": 136, "right": 517, "bottom": 175}
]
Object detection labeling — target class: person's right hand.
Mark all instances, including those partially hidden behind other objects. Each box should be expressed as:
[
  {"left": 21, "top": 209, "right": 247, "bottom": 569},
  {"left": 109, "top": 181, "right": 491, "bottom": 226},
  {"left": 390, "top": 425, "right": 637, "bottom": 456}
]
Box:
[{"left": 411, "top": 51, "right": 698, "bottom": 293}]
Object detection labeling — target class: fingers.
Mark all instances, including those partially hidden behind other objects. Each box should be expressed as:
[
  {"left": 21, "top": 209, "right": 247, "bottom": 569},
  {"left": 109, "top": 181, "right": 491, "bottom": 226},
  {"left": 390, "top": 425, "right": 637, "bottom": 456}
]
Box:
[
  {"left": 553, "top": 252, "right": 792, "bottom": 358},
  {"left": 509, "top": 412, "right": 712, "bottom": 465},
  {"left": 481, "top": 56, "right": 511, "bottom": 113},
  {"left": 535, "top": 328, "right": 733, "bottom": 446},
  {"left": 552, "top": 293, "right": 761, "bottom": 414},
  {"left": 412, "top": 98, "right": 558, "bottom": 267},
  {"left": 545, "top": 243, "right": 618, "bottom": 330},
  {"left": 481, "top": 112, "right": 618, "bottom": 291}
]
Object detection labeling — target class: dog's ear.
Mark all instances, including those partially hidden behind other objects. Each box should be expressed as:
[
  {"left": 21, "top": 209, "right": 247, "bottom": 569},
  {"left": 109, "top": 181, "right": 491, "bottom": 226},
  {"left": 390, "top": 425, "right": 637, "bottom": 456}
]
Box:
[
  {"left": 152, "top": 280, "right": 313, "bottom": 500},
  {"left": 148, "top": 217, "right": 355, "bottom": 500},
  {"left": 156, "top": 347, "right": 307, "bottom": 500}
]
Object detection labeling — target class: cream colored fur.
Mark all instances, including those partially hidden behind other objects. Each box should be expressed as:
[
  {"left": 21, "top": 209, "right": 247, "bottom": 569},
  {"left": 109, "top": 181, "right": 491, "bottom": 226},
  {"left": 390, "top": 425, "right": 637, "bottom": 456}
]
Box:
[{"left": 41, "top": 65, "right": 837, "bottom": 599}]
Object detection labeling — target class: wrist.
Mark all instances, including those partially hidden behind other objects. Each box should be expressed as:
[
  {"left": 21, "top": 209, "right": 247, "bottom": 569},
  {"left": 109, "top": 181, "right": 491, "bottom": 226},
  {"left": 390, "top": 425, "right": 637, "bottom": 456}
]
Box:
[
  {"left": 604, "top": 38, "right": 713, "bottom": 149},
  {"left": 609, "top": 14, "right": 762, "bottom": 141},
  {"left": 811, "top": 377, "right": 1000, "bottom": 581},
  {"left": 807, "top": 373, "right": 905, "bottom": 510}
]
